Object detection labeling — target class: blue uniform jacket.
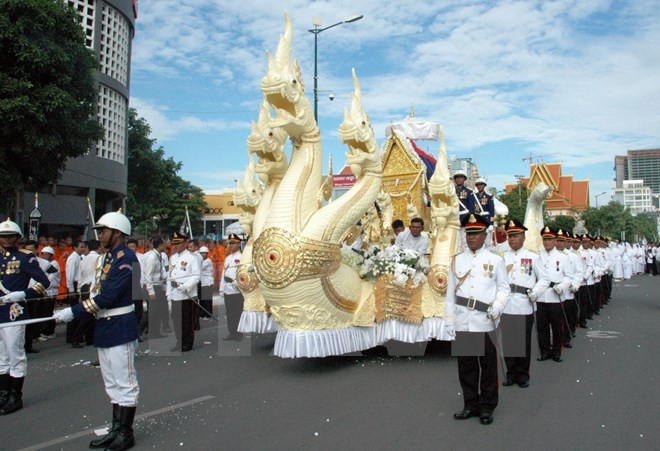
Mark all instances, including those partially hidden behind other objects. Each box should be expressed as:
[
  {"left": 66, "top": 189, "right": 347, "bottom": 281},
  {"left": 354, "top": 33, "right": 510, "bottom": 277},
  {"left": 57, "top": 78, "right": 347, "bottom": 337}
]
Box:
[
  {"left": 71, "top": 243, "right": 139, "bottom": 348},
  {"left": 474, "top": 191, "right": 495, "bottom": 224},
  {"left": 456, "top": 185, "right": 476, "bottom": 223},
  {"left": 0, "top": 248, "right": 50, "bottom": 323}
]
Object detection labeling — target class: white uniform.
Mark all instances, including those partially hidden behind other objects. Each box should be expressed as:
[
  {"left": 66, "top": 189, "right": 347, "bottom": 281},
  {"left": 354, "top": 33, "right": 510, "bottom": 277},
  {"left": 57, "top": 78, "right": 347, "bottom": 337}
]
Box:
[
  {"left": 503, "top": 248, "right": 549, "bottom": 315},
  {"left": 167, "top": 250, "right": 201, "bottom": 301},
  {"left": 446, "top": 247, "right": 510, "bottom": 332}
]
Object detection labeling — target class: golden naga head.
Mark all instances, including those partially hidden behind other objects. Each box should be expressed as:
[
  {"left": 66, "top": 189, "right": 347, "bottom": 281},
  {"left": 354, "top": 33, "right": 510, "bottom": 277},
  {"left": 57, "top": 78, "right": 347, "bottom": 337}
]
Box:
[{"left": 339, "top": 69, "right": 381, "bottom": 178}]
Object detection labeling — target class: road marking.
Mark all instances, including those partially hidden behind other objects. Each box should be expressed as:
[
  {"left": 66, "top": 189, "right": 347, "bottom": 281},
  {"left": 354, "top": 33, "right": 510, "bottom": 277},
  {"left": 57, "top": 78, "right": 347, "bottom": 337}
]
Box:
[
  {"left": 586, "top": 330, "right": 622, "bottom": 339},
  {"left": 18, "top": 395, "right": 215, "bottom": 451}
]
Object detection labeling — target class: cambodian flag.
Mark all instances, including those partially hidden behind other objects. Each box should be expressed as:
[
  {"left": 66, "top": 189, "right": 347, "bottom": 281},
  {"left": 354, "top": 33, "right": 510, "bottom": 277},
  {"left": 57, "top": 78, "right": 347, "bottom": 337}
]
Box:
[{"left": 409, "top": 138, "right": 437, "bottom": 180}]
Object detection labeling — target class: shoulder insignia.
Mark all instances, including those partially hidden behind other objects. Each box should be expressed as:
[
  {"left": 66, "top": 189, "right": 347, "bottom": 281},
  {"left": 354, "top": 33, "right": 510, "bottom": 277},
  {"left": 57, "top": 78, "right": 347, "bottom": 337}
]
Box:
[
  {"left": 19, "top": 249, "right": 32, "bottom": 255},
  {"left": 528, "top": 249, "right": 539, "bottom": 255},
  {"left": 489, "top": 249, "right": 503, "bottom": 257},
  {"left": 117, "top": 250, "right": 125, "bottom": 258}
]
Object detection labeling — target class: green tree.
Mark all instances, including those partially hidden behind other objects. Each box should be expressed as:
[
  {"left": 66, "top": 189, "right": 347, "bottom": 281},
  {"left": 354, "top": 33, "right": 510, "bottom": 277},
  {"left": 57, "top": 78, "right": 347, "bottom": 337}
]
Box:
[
  {"left": 126, "top": 108, "right": 206, "bottom": 237},
  {"left": 500, "top": 183, "right": 529, "bottom": 222},
  {"left": 545, "top": 215, "right": 576, "bottom": 234},
  {"left": 0, "top": 0, "right": 103, "bottom": 214}
]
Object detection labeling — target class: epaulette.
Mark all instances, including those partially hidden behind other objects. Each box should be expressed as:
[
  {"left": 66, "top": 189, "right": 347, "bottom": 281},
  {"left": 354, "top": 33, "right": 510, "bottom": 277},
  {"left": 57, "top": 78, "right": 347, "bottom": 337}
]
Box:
[
  {"left": 117, "top": 250, "right": 125, "bottom": 259},
  {"left": 19, "top": 249, "right": 32, "bottom": 255},
  {"left": 490, "top": 249, "right": 503, "bottom": 257},
  {"left": 527, "top": 249, "right": 539, "bottom": 255}
]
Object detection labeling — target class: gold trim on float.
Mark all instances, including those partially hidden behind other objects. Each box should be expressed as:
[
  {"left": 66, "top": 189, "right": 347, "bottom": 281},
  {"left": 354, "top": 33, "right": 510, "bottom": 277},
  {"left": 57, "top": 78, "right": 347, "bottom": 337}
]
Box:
[
  {"left": 427, "top": 264, "right": 449, "bottom": 295},
  {"left": 320, "top": 276, "right": 358, "bottom": 313},
  {"left": 374, "top": 274, "right": 423, "bottom": 325},
  {"left": 252, "top": 227, "right": 341, "bottom": 289},
  {"left": 236, "top": 264, "right": 259, "bottom": 293}
]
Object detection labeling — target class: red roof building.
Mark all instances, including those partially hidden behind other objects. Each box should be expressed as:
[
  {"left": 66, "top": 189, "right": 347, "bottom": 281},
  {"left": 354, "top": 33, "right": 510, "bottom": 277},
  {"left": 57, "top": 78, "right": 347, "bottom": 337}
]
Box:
[{"left": 504, "top": 162, "right": 590, "bottom": 218}]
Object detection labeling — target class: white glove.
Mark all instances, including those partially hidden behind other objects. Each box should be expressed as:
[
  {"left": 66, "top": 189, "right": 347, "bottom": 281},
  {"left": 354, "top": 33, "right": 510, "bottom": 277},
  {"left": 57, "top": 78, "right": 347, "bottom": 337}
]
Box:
[
  {"left": 527, "top": 290, "right": 538, "bottom": 303},
  {"left": 553, "top": 284, "right": 563, "bottom": 295},
  {"left": 488, "top": 303, "right": 504, "bottom": 321},
  {"left": 53, "top": 307, "right": 74, "bottom": 323},
  {"left": 1, "top": 291, "right": 26, "bottom": 304},
  {"left": 570, "top": 284, "right": 579, "bottom": 293}
]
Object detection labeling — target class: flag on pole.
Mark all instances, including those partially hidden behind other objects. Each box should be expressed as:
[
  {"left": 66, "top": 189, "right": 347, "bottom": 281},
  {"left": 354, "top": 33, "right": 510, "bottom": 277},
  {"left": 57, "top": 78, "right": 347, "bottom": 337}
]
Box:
[
  {"left": 408, "top": 138, "right": 437, "bottom": 181},
  {"left": 185, "top": 206, "right": 193, "bottom": 238}
]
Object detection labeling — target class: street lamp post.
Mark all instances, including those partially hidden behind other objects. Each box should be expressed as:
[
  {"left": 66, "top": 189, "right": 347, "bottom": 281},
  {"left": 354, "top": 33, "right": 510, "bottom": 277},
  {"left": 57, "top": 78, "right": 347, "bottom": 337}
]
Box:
[
  {"left": 308, "top": 14, "right": 363, "bottom": 122},
  {"left": 595, "top": 191, "right": 607, "bottom": 208}
]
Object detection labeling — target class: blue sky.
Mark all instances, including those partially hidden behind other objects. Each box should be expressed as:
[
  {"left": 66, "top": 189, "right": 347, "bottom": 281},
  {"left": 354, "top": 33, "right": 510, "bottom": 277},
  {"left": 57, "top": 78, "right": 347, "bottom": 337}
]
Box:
[{"left": 129, "top": 0, "right": 660, "bottom": 205}]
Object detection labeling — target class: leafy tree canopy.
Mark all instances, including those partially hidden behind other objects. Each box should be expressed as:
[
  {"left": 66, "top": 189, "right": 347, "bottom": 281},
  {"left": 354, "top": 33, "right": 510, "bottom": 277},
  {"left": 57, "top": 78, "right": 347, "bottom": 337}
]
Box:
[
  {"left": 126, "top": 109, "right": 206, "bottom": 237},
  {"left": 0, "top": 0, "right": 103, "bottom": 213}
]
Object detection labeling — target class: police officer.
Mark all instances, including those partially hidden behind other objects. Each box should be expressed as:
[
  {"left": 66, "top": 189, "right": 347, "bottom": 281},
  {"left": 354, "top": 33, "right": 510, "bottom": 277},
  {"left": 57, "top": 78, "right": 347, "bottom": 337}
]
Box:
[
  {"left": 501, "top": 219, "right": 549, "bottom": 388},
  {"left": 446, "top": 214, "right": 510, "bottom": 425},
  {"left": 453, "top": 170, "right": 475, "bottom": 223},
  {"left": 537, "top": 227, "right": 572, "bottom": 362},
  {"left": 54, "top": 211, "right": 140, "bottom": 450},
  {"left": 473, "top": 178, "right": 495, "bottom": 225},
  {"left": 0, "top": 219, "right": 49, "bottom": 415},
  {"left": 167, "top": 231, "right": 201, "bottom": 352}
]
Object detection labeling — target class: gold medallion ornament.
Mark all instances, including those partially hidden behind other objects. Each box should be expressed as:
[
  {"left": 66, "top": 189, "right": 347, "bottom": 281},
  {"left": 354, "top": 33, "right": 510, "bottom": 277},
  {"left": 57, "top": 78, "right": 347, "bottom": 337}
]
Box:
[
  {"left": 252, "top": 227, "right": 341, "bottom": 289},
  {"left": 374, "top": 274, "right": 423, "bottom": 324},
  {"left": 236, "top": 264, "right": 259, "bottom": 293},
  {"left": 427, "top": 264, "right": 449, "bottom": 295}
]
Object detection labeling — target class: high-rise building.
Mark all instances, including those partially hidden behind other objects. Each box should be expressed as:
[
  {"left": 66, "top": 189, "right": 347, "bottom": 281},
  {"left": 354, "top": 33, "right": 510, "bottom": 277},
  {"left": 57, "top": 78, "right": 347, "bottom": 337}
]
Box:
[
  {"left": 22, "top": 0, "right": 137, "bottom": 235},
  {"left": 614, "top": 148, "right": 660, "bottom": 194},
  {"left": 612, "top": 180, "right": 654, "bottom": 216}
]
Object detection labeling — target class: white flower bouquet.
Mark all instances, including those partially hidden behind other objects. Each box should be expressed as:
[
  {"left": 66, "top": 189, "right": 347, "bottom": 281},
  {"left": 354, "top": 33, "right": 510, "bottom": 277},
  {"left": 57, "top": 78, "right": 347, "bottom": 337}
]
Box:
[{"left": 358, "top": 244, "right": 428, "bottom": 288}]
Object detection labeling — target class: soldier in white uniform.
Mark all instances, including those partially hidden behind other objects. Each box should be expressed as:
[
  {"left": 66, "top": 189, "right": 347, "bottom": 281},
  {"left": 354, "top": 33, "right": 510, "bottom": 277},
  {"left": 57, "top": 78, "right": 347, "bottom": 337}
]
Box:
[
  {"left": 446, "top": 214, "right": 510, "bottom": 425},
  {"left": 220, "top": 234, "right": 244, "bottom": 341},
  {"left": 501, "top": 219, "right": 549, "bottom": 388},
  {"left": 537, "top": 227, "right": 572, "bottom": 362},
  {"left": 167, "top": 231, "right": 201, "bottom": 352},
  {"left": 557, "top": 231, "right": 583, "bottom": 348},
  {"left": 576, "top": 234, "right": 594, "bottom": 328}
]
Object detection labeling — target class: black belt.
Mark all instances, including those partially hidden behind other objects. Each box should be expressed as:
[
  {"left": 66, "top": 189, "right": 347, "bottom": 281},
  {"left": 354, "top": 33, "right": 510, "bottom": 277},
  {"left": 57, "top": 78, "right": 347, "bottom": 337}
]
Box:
[
  {"left": 510, "top": 284, "right": 530, "bottom": 295},
  {"left": 455, "top": 295, "right": 490, "bottom": 313},
  {"left": 548, "top": 281, "right": 557, "bottom": 288}
]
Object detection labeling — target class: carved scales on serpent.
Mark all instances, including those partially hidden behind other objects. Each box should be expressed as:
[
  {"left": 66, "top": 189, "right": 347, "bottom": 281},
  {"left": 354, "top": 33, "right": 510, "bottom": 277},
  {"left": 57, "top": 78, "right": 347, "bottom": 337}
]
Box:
[{"left": 234, "top": 14, "right": 458, "bottom": 357}]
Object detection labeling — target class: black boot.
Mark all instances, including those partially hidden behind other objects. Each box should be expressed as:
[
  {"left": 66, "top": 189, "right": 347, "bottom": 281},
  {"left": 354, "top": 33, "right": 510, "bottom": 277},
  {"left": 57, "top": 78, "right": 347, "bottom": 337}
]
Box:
[
  {"left": 89, "top": 403, "right": 119, "bottom": 448},
  {"left": 0, "top": 376, "right": 24, "bottom": 415},
  {"left": 0, "top": 373, "right": 10, "bottom": 408},
  {"left": 105, "top": 405, "right": 136, "bottom": 450}
]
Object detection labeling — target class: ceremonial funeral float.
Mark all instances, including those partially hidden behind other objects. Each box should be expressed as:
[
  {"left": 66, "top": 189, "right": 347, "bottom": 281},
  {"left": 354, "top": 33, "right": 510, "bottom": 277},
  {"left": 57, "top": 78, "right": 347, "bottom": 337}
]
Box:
[{"left": 234, "top": 14, "right": 459, "bottom": 357}]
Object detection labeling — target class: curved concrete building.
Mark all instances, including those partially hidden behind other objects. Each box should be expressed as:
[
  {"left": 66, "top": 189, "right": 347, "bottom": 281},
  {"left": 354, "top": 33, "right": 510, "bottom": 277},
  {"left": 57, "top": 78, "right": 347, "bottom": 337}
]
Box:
[{"left": 22, "top": 0, "right": 137, "bottom": 237}]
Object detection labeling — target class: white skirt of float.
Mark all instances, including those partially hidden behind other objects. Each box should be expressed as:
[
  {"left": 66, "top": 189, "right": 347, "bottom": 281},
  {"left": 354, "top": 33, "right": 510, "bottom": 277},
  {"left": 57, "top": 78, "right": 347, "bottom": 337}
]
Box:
[
  {"left": 238, "top": 311, "right": 279, "bottom": 334},
  {"left": 273, "top": 326, "right": 378, "bottom": 358},
  {"left": 376, "top": 317, "right": 454, "bottom": 343}
]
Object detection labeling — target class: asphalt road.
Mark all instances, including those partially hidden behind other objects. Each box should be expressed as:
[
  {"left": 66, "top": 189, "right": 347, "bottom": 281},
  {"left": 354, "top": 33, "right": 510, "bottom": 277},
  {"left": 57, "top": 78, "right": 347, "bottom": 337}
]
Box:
[{"left": 3, "top": 275, "right": 660, "bottom": 451}]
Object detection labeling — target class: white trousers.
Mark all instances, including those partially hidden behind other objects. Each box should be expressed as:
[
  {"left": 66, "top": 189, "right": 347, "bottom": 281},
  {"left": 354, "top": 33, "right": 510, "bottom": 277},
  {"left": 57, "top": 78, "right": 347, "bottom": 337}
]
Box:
[
  {"left": 0, "top": 325, "right": 27, "bottom": 377},
  {"left": 98, "top": 341, "right": 139, "bottom": 406}
]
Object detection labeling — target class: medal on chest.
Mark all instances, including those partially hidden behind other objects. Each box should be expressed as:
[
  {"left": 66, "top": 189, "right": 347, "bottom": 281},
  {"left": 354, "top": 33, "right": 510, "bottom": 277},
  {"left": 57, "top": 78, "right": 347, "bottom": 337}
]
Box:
[{"left": 483, "top": 261, "right": 493, "bottom": 278}]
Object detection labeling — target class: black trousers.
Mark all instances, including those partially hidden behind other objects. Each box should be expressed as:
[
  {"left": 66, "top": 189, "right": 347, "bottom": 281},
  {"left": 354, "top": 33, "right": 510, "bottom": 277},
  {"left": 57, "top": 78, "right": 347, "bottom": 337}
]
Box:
[
  {"left": 200, "top": 285, "right": 213, "bottom": 318},
  {"left": 172, "top": 299, "right": 195, "bottom": 349},
  {"left": 536, "top": 302, "right": 563, "bottom": 357},
  {"left": 456, "top": 332, "right": 498, "bottom": 413},
  {"left": 141, "top": 285, "right": 169, "bottom": 336},
  {"left": 224, "top": 293, "right": 245, "bottom": 337},
  {"left": 563, "top": 298, "right": 578, "bottom": 344},
  {"left": 39, "top": 296, "right": 56, "bottom": 336},
  {"left": 502, "top": 313, "right": 534, "bottom": 383},
  {"left": 577, "top": 285, "right": 590, "bottom": 326}
]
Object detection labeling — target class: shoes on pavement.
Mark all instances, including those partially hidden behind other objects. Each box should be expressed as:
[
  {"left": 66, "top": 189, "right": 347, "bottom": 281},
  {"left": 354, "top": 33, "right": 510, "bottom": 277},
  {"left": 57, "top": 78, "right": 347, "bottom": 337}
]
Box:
[
  {"left": 26, "top": 348, "right": 39, "bottom": 354},
  {"left": 479, "top": 412, "right": 494, "bottom": 425},
  {"left": 552, "top": 355, "right": 563, "bottom": 362},
  {"left": 72, "top": 343, "right": 84, "bottom": 349},
  {"left": 537, "top": 355, "right": 550, "bottom": 361},
  {"left": 564, "top": 343, "right": 573, "bottom": 348},
  {"left": 453, "top": 409, "right": 479, "bottom": 420},
  {"left": 502, "top": 378, "right": 515, "bottom": 387},
  {"left": 518, "top": 380, "right": 530, "bottom": 388}
]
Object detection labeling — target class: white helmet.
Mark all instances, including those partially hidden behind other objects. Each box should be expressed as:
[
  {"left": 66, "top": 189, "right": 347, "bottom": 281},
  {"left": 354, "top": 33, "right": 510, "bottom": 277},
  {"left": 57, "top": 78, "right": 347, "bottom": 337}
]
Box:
[
  {"left": 93, "top": 211, "right": 131, "bottom": 235},
  {"left": 453, "top": 170, "right": 467, "bottom": 179},
  {"left": 475, "top": 177, "right": 487, "bottom": 186},
  {"left": 41, "top": 246, "right": 55, "bottom": 255},
  {"left": 199, "top": 246, "right": 209, "bottom": 253},
  {"left": 0, "top": 219, "right": 23, "bottom": 237}
]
